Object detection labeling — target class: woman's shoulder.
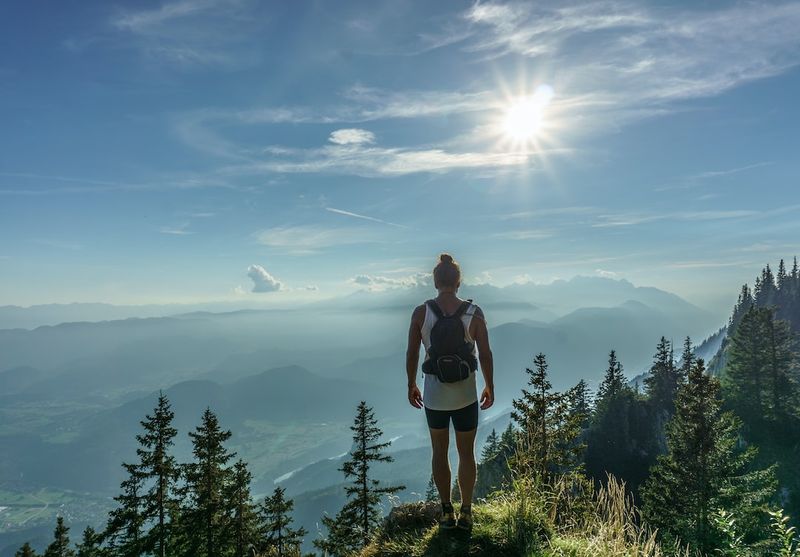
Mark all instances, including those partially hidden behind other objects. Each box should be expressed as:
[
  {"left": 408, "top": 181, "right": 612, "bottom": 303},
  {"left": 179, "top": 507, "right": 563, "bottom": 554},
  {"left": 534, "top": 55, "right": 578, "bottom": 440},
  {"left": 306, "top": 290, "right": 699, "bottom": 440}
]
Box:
[
  {"left": 462, "top": 299, "right": 483, "bottom": 317},
  {"left": 467, "top": 301, "right": 485, "bottom": 320}
]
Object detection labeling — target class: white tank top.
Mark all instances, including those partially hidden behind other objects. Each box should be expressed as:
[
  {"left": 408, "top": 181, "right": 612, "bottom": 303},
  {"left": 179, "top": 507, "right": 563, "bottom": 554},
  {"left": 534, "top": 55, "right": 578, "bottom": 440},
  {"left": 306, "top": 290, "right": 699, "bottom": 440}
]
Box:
[{"left": 420, "top": 301, "right": 479, "bottom": 411}]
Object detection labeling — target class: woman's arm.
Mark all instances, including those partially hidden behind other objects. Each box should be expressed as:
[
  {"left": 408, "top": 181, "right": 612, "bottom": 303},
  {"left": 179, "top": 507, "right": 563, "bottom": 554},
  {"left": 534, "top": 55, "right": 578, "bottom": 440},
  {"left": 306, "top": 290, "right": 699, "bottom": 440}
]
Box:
[
  {"left": 406, "top": 304, "right": 425, "bottom": 408},
  {"left": 472, "top": 307, "right": 495, "bottom": 409}
]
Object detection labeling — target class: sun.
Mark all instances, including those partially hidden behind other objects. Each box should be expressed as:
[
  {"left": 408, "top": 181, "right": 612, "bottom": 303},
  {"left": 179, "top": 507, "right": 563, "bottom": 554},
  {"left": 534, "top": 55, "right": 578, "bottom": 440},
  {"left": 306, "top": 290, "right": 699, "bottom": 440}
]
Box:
[
  {"left": 501, "top": 85, "right": 554, "bottom": 142},
  {"left": 504, "top": 98, "right": 544, "bottom": 140}
]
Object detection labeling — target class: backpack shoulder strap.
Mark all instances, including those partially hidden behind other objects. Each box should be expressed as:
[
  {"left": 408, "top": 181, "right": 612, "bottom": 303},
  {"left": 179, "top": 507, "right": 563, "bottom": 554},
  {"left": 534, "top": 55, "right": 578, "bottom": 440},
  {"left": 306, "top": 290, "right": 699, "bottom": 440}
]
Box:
[
  {"left": 425, "top": 299, "right": 444, "bottom": 319},
  {"left": 454, "top": 300, "right": 473, "bottom": 318}
]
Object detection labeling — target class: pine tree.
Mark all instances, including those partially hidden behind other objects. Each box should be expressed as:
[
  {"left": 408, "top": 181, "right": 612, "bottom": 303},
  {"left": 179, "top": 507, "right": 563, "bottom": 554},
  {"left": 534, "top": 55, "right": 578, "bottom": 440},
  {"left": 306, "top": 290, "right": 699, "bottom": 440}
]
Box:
[
  {"left": 725, "top": 305, "right": 767, "bottom": 428},
  {"left": 511, "top": 353, "right": 581, "bottom": 480},
  {"left": 587, "top": 350, "right": 658, "bottom": 490},
  {"left": 755, "top": 264, "right": 777, "bottom": 307},
  {"left": 315, "top": 401, "right": 404, "bottom": 556},
  {"left": 105, "top": 462, "right": 146, "bottom": 557},
  {"left": 596, "top": 350, "right": 626, "bottom": 401},
  {"left": 476, "top": 429, "right": 503, "bottom": 497},
  {"left": 44, "top": 517, "right": 75, "bottom": 557},
  {"left": 181, "top": 408, "right": 236, "bottom": 557},
  {"left": 645, "top": 337, "right": 681, "bottom": 418},
  {"left": 679, "top": 336, "right": 694, "bottom": 383},
  {"left": 481, "top": 429, "right": 500, "bottom": 463},
  {"left": 136, "top": 393, "right": 179, "bottom": 557},
  {"left": 424, "top": 474, "right": 437, "bottom": 502},
  {"left": 15, "top": 543, "right": 38, "bottom": 557},
  {"left": 228, "top": 460, "right": 258, "bottom": 557},
  {"left": 499, "top": 423, "right": 517, "bottom": 459},
  {"left": 777, "top": 259, "right": 788, "bottom": 292},
  {"left": 75, "top": 527, "right": 102, "bottom": 557},
  {"left": 730, "top": 284, "right": 755, "bottom": 330},
  {"left": 642, "top": 359, "right": 776, "bottom": 554},
  {"left": 258, "top": 486, "right": 306, "bottom": 557},
  {"left": 724, "top": 305, "right": 797, "bottom": 429},
  {"left": 475, "top": 424, "right": 516, "bottom": 498},
  {"left": 566, "top": 379, "right": 592, "bottom": 429},
  {"left": 762, "top": 309, "right": 798, "bottom": 424}
]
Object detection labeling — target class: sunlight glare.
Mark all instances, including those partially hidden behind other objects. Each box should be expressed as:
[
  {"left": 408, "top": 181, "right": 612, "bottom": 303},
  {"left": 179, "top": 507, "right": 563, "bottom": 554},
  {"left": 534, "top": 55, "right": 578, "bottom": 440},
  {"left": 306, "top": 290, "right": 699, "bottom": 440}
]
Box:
[{"left": 502, "top": 85, "right": 554, "bottom": 142}]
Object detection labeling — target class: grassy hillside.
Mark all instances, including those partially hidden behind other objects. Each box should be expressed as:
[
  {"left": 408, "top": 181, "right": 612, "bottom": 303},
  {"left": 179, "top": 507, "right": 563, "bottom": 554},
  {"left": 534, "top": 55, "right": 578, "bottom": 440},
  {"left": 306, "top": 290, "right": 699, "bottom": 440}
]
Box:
[{"left": 360, "top": 477, "right": 678, "bottom": 557}]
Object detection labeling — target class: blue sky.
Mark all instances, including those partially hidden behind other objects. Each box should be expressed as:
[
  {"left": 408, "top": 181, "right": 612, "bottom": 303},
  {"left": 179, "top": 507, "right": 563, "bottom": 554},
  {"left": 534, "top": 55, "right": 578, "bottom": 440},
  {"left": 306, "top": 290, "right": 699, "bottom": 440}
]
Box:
[{"left": 1, "top": 0, "right": 799, "bottom": 313}]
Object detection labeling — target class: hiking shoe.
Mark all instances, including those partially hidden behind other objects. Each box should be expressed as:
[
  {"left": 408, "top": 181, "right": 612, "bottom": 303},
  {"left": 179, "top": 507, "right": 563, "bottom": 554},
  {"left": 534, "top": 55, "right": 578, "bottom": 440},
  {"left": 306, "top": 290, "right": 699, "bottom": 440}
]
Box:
[
  {"left": 456, "top": 507, "right": 473, "bottom": 531},
  {"left": 439, "top": 503, "right": 456, "bottom": 530}
]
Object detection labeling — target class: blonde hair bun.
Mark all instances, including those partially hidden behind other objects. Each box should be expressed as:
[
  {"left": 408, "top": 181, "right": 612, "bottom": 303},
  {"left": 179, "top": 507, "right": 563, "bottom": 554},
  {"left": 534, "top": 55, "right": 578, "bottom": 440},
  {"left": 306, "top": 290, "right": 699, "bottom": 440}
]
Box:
[{"left": 433, "top": 253, "right": 461, "bottom": 288}]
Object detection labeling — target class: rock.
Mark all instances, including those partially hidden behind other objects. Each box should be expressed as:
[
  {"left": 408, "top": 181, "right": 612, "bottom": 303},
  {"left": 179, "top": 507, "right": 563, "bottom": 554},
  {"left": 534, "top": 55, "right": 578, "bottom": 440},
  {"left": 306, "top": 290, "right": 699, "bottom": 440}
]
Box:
[{"left": 382, "top": 501, "right": 440, "bottom": 534}]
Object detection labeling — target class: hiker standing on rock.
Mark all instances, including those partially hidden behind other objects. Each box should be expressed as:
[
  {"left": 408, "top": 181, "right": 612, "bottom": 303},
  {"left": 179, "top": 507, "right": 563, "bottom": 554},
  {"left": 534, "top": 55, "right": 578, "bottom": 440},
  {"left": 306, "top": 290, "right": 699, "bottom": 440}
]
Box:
[{"left": 406, "top": 253, "right": 495, "bottom": 531}]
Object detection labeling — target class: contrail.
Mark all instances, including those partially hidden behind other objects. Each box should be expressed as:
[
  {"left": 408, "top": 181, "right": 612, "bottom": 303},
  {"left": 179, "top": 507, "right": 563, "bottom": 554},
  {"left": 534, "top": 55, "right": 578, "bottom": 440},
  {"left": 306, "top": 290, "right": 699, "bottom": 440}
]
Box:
[{"left": 325, "top": 207, "right": 409, "bottom": 229}]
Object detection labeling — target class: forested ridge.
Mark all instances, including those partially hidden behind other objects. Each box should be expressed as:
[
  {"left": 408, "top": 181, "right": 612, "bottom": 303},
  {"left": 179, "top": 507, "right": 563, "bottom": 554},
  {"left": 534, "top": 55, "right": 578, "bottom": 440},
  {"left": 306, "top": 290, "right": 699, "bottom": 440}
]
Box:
[{"left": 17, "top": 259, "right": 800, "bottom": 557}]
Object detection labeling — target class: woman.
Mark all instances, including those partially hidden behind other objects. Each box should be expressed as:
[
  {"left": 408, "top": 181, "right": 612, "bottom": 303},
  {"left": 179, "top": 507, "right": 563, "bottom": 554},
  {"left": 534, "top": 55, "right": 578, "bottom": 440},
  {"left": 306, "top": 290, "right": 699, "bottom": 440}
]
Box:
[{"left": 406, "top": 253, "right": 495, "bottom": 531}]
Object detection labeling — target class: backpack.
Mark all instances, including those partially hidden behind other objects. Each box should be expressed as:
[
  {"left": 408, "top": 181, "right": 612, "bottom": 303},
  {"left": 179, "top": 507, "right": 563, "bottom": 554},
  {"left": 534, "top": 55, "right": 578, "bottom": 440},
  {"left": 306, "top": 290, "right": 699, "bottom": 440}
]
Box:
[{"left": 421, "top": 299, "right": 478, "bottom": 383}]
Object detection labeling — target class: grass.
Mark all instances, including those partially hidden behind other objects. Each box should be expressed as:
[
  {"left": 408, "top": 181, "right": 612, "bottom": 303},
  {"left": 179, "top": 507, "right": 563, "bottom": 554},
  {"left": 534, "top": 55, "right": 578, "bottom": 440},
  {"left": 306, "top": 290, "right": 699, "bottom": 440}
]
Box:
[{"left": 361, "top": 475, "right": 681, "bottom": 557}]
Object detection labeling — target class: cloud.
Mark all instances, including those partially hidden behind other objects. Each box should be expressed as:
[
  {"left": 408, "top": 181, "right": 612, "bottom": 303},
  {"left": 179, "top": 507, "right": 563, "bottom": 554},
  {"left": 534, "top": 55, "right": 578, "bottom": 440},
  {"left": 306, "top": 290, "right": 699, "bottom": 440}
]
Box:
[
  {"left": 664, "top": 260, "right": 753, "bottom": 270},
  {"left": 255, "top": 225, "right": 379, "bottom": 254},
  {"left": 591, "top": 209, "right": 760, "bottom": 228},
  {"left": 654, "top": 161, "right": 776, "bottom": 191},
  {"left": 162, "top": 1, "right": 800, "bottom": 179},
  {"left": 460, "top": 1, "right": 800, "bottom": 113},
  {"left": 113, "top": 0, "right": 219, "bottom": 32},
  {"left": 689, "top": 162, "right": 775, "bottom": 181},
  {"left": 30, "top": 239, "right": 84, "bottom": 251},
  {"left": 595, "top": 269, "right": 618, "bottom": 278},
  {"left": 159, "top": 223, "right": 193, "bottom": 235},
  {"left": 466, "top": 271, "right": 494, "bottom": 285},
  {"left": 511, "top": 273, "right": 534, "bottom": 284},
  {"left": 328, "top": 128, "right": 375, "bottom": 145},
  {"left": 110, "top": 0, "right": 266, "bottom": 68},
  {"left": 0, "top": 171, "right": 244, "bottom": 196},
  {"left": 223, "top": 142, "right": 541, "bottom": 178},
  {"left": 491, "top": 229, "right": 553, "bottom": 241},
  {"left": 247, "top": 264, "right": 283, "bottom": 292},
  {"left": 349, "top": 273, "right": 431, "bottom": 290}
]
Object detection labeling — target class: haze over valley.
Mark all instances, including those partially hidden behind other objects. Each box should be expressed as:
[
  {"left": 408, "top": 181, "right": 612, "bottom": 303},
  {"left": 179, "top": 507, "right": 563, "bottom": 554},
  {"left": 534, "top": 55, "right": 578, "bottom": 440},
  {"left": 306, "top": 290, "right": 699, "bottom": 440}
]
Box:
[{"left": 0, "top": 274, "right": 727, "bottom": 554}]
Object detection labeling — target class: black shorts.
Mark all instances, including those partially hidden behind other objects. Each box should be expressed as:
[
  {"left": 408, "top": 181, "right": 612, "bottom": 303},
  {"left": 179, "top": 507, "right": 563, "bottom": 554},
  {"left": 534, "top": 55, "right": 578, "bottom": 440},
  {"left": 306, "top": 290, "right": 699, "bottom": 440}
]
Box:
[{"left": 425, "top": 401, "right": 479, "bottom": 432}]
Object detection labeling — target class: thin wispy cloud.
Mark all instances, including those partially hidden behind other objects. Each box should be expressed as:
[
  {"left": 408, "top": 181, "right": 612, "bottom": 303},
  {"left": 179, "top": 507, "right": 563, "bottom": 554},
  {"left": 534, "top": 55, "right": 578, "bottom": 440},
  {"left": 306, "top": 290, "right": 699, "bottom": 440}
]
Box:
[
  {"left": 460, "top": 1, "right": 800, "bottom": 107},
  {"left": 690, "top": 162, "right": 775, "bottom": 181},
  {"left": 0, "top": 172, "right": 244, "bottom": 195},
  {"left": 113, "top": 0, "right": 220, "bottom": 31},
  {"left": 221, "top": 142, "right": 541, "bottom": 178},
  {"left": 159, "top": 223, "right": 193, "bottom": 235},
  {"left": 665, "top": 260, "right": 755, "bottom": 270},
  {"left": 496, "top": 206, "right": 598, "bottom": 221},
  {"left": 491, "top": 229, "right": 554, "bottom": 241},
  {"left": 110, "top": 0, "right": 265, "bottom": 68},
  {"left": 30, "top": 239, "right": 84, "bottom": 251},
  {"left": 591, "top": 209, "right": 761, "bottom": 228},
  {"left": 254, "top": 224, "right": 383, "bottom": 254},
  {"left": 166, "top": 0, "right": 800, "bottom": 179},
  {"left": 654, "top": 162, "right": 776, "bottom": 192}
]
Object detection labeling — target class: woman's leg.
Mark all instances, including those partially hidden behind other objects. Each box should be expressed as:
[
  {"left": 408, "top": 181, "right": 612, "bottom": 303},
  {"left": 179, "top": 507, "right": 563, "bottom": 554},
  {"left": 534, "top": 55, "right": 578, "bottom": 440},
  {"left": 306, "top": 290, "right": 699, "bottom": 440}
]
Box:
[
  {"left": 428, "top": 426, "right": 451, "bottom": 503},
  {"left": 454, "top": 427, "right": 477, "bottom": 507}
]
